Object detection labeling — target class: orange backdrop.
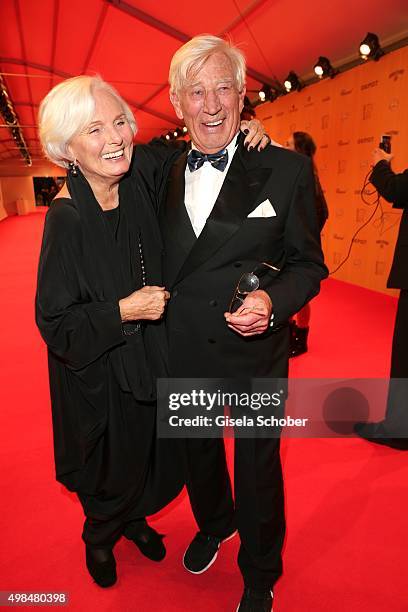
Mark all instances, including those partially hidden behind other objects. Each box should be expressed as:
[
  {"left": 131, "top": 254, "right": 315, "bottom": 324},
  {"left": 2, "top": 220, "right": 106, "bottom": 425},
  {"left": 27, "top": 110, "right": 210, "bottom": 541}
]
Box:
[{"left": 257, "top": 45, "right": 408, "bottom": 296}]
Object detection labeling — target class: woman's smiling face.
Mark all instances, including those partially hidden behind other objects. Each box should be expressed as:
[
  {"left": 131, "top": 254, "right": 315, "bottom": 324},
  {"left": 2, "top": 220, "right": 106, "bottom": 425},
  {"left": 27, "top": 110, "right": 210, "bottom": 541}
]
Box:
[{"left": 68, "top": 89, "right": 134, "bottom": 183}]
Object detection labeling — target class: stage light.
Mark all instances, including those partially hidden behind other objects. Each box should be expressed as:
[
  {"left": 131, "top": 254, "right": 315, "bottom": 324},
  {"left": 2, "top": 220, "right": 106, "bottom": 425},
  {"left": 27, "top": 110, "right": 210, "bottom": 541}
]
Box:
[
  {"left": 359, "top": 33, "right": 384, "bottom": 61},
  {"left": 258, "top": 84, "right": 279, "bottom": 103},
  {"left": 173, "top": 127, "right": 183, "bottom": 138},
  {"left": 314, "top": 57, "right": 338, "bottom": 79},
  {"left": 0, "top": 75, "right": 32, "bottom": 165},
  {"left": 182, "top": 126, "right": 188, "bottom": 133},
  {"left": 284, "top": 71, "right": 302, "bottom": 93},
  {"left": 165, "top": 132, "right": 172, "bottom": 141},
  {"left": 258, "top": 84, "right": 270, "bottom": 102}
]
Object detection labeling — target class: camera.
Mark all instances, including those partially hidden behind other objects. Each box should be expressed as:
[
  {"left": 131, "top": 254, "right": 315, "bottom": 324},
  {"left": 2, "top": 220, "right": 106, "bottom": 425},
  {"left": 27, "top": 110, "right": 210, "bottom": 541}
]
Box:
[{"left": 379, "top": 135, "right": 391, "bottom": 154}]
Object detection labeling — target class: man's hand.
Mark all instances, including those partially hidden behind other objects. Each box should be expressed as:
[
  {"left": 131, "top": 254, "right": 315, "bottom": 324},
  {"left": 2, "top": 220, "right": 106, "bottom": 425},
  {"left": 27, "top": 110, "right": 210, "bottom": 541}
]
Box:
[
  {"left": 373, "top": 147, "right": 393, "bottom": 167},
  {"left": 224, "top": 290, "right": 272, "bottom": 337},
  {"left": 240, "top": 119, "right": 271, "bottom": 151}
]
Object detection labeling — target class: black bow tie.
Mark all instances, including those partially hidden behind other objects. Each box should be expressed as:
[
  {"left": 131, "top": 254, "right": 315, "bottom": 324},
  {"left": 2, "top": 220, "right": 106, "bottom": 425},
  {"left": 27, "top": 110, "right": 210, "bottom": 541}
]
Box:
[{"left": 187, "top": 148, "right": 229, "bottom": 172}]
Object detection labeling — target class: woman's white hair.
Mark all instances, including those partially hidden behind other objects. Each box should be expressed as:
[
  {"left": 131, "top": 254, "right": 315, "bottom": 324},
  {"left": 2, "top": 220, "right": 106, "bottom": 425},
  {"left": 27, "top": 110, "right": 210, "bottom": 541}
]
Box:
[
  {"left": 169, "top": 34, "right": 246, "bottom": 95},
  {"left": 38, "top": 75, "right": 137, "bottom": 168}
]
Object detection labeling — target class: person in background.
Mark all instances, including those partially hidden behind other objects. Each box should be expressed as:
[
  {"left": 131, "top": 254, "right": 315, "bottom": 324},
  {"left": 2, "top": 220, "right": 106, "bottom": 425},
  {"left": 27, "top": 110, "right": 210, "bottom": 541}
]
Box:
[
  {"left": 241, "top": 95, "right": 256, "bottom": 122},
  {"left": 355, "top": 146, "right": 408, "bottom": 450},
  {"left": 286, "top": 131, "right": 328, "bottom": 357}
]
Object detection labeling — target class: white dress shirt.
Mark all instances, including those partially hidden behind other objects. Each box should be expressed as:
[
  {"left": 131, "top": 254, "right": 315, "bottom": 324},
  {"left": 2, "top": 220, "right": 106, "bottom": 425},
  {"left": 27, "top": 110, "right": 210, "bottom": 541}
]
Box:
[
  {"left": 184, "top": 134, "right": 239, "bottom": 237},
  {"left": 184, "top": 134, "right": 274, "bottom": 327}
]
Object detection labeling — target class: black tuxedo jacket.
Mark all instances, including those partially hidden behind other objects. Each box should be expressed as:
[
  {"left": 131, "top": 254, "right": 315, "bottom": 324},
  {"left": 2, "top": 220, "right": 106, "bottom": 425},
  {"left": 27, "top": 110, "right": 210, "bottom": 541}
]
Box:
[
  {"left": 159, "top": 141, "right": 328, "bottom": 378},
  {"left": 370, "top": 160, "right": 408, "bottom": 289}
]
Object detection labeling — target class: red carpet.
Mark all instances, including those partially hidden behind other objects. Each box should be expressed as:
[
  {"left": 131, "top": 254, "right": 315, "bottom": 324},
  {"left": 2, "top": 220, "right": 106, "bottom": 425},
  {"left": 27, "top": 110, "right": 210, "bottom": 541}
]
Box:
[{"left": 0, "top": 211, "right": 407, "bottom": 611}]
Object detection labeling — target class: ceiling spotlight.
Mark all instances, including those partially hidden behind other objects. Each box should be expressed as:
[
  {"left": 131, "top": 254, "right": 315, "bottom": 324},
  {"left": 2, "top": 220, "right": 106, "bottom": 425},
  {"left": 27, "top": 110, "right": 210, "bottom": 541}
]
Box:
[
  {"left": 359, "top": 32, "right": 384, "bottom": 61},
  {"left": 258, "top": 84, "right": 279, "bottom": 103},
  {"left": 0, "top": 75, "right": 31, "bottom": 165},
  {"left": 284, "top": 71, "right": 302, "bottom": 93},
  {"left": 258, "top": 84, "right": 271, "bottom": 102},
  {"left": 314, "top": 57, "right": 338, "bottom": 79},
  {"left": 165, "top": 132, "right": 173, "bottom": 141},
  {"left": 182, "top": 126, "right": 188, "bottom": 133}
]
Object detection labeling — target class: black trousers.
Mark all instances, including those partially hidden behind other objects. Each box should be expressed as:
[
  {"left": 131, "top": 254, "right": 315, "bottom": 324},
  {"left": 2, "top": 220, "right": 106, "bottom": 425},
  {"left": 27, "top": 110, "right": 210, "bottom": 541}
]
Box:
[
  {"left": 185, "top": 436, "right": 285, "bottom": 589},
  {"left": 383, "top": 288, "right": 408, "bottom": 438}
]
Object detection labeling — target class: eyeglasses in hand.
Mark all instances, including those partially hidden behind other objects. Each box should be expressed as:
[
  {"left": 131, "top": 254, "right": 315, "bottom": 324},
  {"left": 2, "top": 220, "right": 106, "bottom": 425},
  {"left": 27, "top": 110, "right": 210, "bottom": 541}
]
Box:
[{"left": 229, "top": 262, "right": 281, "bottom": 313}]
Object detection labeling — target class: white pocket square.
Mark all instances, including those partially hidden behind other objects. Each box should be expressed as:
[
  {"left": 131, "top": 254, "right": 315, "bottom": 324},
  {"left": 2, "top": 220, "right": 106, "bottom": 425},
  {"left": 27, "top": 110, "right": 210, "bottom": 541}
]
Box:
[{"left": 247, "top": 199, "right": 276, "bottom": 218}]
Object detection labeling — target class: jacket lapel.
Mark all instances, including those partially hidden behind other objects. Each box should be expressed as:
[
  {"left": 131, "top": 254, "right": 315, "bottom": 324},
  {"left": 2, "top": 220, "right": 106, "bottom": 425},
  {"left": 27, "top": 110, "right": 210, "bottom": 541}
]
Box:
[
  {"left": 174, "top": 142, "right": 271, "bottom": 284},
  {"left": 159, "top": 151, "right": 196, "bottom": 256}
]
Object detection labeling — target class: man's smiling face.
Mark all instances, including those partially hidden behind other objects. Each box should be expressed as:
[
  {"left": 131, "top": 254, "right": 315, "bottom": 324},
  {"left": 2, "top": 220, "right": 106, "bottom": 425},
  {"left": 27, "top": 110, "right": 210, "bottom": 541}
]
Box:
[{"left": 170, "top": 52, "right": 246, "bottom": 154}]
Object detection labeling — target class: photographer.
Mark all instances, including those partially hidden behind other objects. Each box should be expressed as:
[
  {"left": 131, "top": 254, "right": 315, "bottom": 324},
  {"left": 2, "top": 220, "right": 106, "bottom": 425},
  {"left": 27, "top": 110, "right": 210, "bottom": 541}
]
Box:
[{"left": 355, "top": 147, "right": 408, "bottom": 449}]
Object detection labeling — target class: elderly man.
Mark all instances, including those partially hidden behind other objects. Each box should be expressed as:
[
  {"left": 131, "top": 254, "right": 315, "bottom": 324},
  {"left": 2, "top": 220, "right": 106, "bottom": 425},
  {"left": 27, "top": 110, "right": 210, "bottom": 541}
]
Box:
[{"left": 160, "top": 35, "right": 327, "bottom": 611}]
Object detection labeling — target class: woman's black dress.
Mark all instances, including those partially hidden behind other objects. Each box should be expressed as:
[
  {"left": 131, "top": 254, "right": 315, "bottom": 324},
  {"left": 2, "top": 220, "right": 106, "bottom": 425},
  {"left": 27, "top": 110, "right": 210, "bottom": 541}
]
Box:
[{"left": 36, "top": 148, "right": 184, "bottom": 541}]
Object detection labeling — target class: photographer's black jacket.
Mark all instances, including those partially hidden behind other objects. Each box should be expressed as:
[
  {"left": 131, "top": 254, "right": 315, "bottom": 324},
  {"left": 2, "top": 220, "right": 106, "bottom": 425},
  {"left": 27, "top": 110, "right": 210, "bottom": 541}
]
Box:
[{"left": 371, "top": 160, "right": 408, "bottom": 289}]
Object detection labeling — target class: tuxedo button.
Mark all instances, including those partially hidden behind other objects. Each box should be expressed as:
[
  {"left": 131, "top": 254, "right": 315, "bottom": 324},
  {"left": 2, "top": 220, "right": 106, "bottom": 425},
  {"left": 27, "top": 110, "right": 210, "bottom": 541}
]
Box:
[
  {"left": 209, "top": 300, "right": 217, "bottom": 307},
  {"left": 172, "top": 290, "right": 178, "bottom": 298},
  {"left": 234, "top": 262, "right": 242, "bottom": 268},
  {"left": 208, "top": 338, "right": 216, "bottom": 344}
]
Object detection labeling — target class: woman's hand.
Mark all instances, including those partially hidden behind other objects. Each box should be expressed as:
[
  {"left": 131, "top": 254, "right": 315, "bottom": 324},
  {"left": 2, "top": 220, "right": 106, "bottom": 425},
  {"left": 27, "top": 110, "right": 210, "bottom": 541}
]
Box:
[
  {"left": 119, "top": 286, "right": 170, "bottom": 322},
  {"left": 240, "top": 118, "right": 271, "bottom": 151}
]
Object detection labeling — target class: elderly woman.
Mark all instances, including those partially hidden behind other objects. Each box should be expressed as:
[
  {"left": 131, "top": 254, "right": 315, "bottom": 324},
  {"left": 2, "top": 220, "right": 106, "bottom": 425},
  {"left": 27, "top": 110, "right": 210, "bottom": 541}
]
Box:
[
  {"left": 36, "top": 76, "right": 186, "bottom": 588},
  {"left": 36, "top": 75, "right": 266, "bottom": 588}
]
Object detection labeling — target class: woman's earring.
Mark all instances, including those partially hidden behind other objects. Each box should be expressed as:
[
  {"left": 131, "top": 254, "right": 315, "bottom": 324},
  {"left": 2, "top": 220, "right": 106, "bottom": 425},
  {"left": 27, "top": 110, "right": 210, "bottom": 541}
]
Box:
[{"left": 68, "top": 159, "right": 78, "bottom": 176}]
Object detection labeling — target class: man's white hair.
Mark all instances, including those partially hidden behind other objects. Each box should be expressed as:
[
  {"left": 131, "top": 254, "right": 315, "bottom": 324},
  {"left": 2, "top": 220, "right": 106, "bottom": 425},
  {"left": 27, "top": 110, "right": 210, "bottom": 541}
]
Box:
[
  {"left": 38, "top": 75, "right": 137, "bottom": 168},
  {"left": 169, "top": 34, "right": 246, "bottom": 95}
]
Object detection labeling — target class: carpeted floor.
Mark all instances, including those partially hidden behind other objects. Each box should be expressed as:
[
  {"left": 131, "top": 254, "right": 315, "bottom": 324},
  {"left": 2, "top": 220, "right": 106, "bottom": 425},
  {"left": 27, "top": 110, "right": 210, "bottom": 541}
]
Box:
[{"left": 0, "top": 211, "right": 406, "bottom": 611}]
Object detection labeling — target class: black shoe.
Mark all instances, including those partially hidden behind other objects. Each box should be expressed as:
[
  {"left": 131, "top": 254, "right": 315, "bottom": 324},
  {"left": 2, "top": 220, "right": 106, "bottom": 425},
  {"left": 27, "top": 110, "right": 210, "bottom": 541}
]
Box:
[
  {"left": 85, "top": 546, "right": 117, "bottom": 588},
  {"left": 354, "top": 422, "right": 408, "bottom": 450},
  {"left": 183, "top": 529, "right": 237, "bottom": 574},
  {"left": 237, "top": 588, "right": 273, "bottom": 612},
  {"left": 289, "top": 324, "right": 309, "bottom": 358},
  {"left": 124, "top": 520, "right": 166, "bottom": 561}
]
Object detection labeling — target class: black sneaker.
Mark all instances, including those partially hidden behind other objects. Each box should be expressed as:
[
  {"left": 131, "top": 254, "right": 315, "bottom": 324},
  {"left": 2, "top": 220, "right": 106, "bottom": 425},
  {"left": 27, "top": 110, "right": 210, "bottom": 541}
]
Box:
[
  {"left": 124, "top": 519, "right": 166, "bottom": 561},
  {"left": 85, "top": 546, "right": 117, "bottom": 588},
  {"left": 183, "top": 530, "right": 237, "bottom": 574},
  {"left": 237, "top": 588, "right": 273, "bottom": 612}
]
